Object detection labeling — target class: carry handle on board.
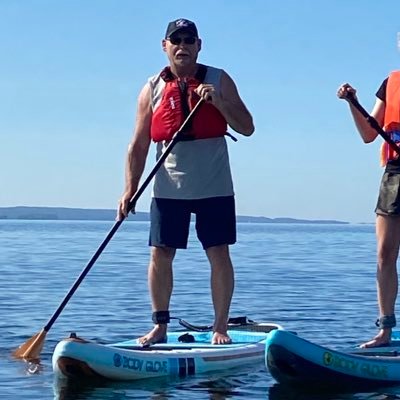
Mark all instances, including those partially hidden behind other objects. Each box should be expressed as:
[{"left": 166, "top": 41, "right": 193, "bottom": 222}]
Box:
[
  {"left": 174, "top": 316, "right": 278, "bottom": 333},
  {"left": 13, "top": 99, "right": 204, "bottom": 361},
  {"left": 173, "top": 316, "right": 258, "bottom": 332}
]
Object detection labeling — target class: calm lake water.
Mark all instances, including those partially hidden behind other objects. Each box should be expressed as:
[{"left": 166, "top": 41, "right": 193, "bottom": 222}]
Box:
[{"left": 2, "top": 220, "right": 400, "bottom": 399}]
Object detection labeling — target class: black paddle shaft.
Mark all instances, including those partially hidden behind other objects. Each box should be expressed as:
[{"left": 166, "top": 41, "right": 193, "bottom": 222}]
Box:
[
  {"left": 346, "top": 93, "right": 400, "bottom": 156},
  {"left": 43, "top": 99, "right": 204, "bottom": 332}
]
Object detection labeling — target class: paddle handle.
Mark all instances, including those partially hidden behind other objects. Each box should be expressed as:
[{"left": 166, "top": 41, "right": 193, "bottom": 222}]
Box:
[
  {"left": 43, "top": 99, "right": 204, "bottom": 333},
  {"left": 345, "top": 93, "right": 400, "bottom": 156}
]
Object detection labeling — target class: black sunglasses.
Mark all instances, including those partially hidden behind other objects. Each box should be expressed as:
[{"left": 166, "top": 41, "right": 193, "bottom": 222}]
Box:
[{"left": 168, "top": 36, "right": 197, "bottom": 45}]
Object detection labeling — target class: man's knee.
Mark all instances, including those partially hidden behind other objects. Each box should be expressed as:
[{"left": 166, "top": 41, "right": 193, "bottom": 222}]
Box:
[
  {"left": 206, "top": 244, "right": 231, "bottom": 263},
  {"left": 377, "top": 244, "right": 399, "bottom": 266},
  {"left": 151, "top": 246, "right": 176, "bottom": 263}
]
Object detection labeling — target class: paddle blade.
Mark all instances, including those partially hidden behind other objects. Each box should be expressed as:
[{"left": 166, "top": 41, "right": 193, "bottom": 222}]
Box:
[{"left": 13, "top": 329, "right": 46, "bottom": 360}]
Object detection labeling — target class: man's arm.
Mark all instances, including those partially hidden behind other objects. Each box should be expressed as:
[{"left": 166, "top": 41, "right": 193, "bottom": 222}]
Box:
[
  {"left": 117, "top": 83, "right": 152, "bottom": 219},
  {"left": 217, "top": 71, "right": 254, "bottom": 135},
  {"left": 196, "top": 71, "right": 255, "bottom": 136}
]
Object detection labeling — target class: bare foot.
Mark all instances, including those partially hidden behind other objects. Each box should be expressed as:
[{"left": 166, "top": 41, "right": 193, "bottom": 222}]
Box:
[
  {"left": 360, "top": 329, "right": 391, "bottom": 348},
  {"left": 212, "top": 331, "right": 232, "bottom": 345},
  {"left": 137, "top": 325, "right": 167, "bottom": 346}
]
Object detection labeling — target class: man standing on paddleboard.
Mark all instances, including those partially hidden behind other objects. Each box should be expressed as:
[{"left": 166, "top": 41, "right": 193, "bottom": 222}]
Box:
[
  {"left": 117, "top": 18, "right": 254, "bottom": 346},
  {"left": 338, "top": 72, "right": 400, "bottom": 348}
]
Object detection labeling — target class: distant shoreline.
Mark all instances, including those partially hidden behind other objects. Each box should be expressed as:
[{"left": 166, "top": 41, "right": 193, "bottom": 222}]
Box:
[{"left": 0, "top": 206, "right": 349, "bottom": 224}]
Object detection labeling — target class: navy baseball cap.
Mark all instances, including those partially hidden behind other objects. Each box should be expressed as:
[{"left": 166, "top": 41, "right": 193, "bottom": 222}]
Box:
[{"left": 165, "top": 18, "right": 199, "bottom": 39}]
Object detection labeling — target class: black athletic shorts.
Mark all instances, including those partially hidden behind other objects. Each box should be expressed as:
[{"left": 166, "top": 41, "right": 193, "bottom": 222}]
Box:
[
  {"left": 149, "top": 196, "right": 236, "bottom": 249},
  {"left": 375, "top": 172, "right": 400, "bottom": 215}
]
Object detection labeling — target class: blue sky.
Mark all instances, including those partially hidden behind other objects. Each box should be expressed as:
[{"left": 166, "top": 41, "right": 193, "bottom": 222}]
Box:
[{"left": 1, "top": 0, "right": 399, "bottom": 223}]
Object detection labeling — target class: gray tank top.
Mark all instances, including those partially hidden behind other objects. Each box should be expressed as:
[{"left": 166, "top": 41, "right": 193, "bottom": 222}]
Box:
[{"left": 148, "top": 65, "right": 234, "bottom": 200}]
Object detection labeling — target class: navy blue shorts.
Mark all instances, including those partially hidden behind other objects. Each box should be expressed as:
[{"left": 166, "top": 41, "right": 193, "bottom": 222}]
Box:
[{"left": 149, "top": 196, "right": 236, "bottom": 249}]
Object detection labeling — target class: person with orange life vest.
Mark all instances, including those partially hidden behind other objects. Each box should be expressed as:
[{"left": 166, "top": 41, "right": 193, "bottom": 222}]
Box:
[
  {"left": 117, "top": 18, "right": 254, "bottom": 346},
  {"left": 338, "top": 72, "right": 400, "bottom": 348}
]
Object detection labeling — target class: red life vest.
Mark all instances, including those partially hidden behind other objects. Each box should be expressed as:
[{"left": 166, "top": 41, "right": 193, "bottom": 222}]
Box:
[
  {"left": 150, "top": 65, "right": 228, "bottom": 142},
  {"left": 380, "top": 71, "right": 400, "bottom": 166}
]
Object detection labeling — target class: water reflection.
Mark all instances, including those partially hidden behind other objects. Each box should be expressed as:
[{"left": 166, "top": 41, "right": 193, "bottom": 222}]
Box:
[
  {"left": 53, "top": 365, "right": 258, "bottom": 400},
  {"left": 268, "top": 383, "right": 400, "bottom": 400}
]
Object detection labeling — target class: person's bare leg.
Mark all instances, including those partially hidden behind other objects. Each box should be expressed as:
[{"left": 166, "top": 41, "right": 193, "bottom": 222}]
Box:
[
  {"left": 138, "top": 246, "right": 175, "bottom": 346},
  {"left": 361, "top": 215, "right": 400, "bottom": 348},
  {"left": 206, "top": 245, "right": 234, "bottom": 345}
]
